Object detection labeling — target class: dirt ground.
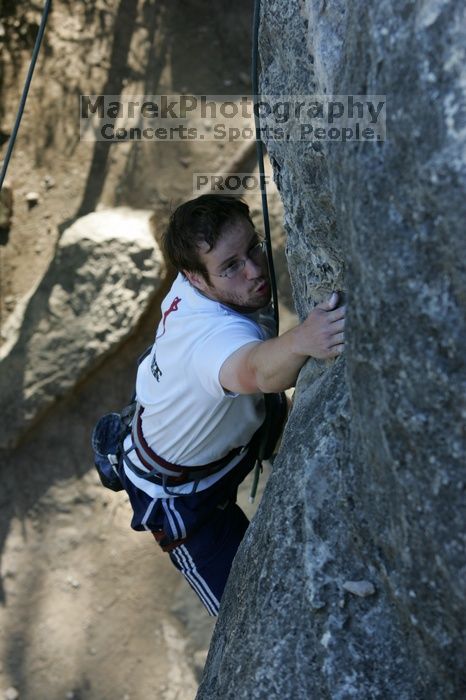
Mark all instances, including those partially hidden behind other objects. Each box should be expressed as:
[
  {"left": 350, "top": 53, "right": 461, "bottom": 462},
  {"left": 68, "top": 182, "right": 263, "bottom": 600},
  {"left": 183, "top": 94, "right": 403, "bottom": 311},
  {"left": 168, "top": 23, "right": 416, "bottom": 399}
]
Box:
[{"left": 0, "top": 2, "right": 295, "bottom": 698}]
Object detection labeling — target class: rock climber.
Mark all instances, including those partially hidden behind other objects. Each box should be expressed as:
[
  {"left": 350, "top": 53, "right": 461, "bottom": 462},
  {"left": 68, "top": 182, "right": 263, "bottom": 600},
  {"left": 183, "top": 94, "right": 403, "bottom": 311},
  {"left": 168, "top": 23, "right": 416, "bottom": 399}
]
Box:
[{"left": 119, "top": 194, "right": 345, "bottom": 615}]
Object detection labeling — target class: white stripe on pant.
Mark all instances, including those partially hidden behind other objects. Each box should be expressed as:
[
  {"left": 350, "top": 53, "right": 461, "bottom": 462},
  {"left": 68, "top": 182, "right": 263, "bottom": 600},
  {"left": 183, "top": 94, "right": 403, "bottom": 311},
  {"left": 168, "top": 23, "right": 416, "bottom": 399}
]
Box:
[
  {"left": 168, "top": 497, "right": 187, "bottom": 538},
  {"left": 141, "top": 498, "right": 157, "bottom": 530},
  {"left": 162, "top": 498, "right": 180, "bottom": 538},
  {"left": 172, "top": 544, "right": 220, "bottom": 616}
]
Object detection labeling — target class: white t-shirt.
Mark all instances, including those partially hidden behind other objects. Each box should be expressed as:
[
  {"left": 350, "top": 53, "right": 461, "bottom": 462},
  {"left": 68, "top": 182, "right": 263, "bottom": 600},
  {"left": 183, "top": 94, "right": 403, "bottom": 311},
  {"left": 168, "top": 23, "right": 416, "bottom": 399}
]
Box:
[{"left": 123, "top": 273, "right": 275, "bottom": 497}]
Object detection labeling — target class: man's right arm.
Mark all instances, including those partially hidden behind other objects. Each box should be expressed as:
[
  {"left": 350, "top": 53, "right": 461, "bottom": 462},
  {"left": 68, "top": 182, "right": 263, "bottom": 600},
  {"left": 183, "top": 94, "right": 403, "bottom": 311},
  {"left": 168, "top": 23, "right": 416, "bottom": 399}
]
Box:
[{"left": 219, "top": 292, "right": 345, "bottom": 394}]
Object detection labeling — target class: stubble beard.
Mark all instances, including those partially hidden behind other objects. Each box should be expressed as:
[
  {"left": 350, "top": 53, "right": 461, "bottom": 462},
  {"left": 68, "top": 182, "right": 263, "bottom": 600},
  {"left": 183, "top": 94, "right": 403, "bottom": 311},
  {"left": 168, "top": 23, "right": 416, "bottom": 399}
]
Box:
[{"left": 210, "top": 282, "right": 271, "bottom": 313}]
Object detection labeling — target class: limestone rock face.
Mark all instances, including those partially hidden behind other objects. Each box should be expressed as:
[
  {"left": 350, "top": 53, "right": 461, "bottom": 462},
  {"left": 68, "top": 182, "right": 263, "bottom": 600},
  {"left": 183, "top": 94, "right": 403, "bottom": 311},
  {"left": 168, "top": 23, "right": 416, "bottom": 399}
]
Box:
[
  {"left": 198, "top": 1, "right": 465, "bottom": 698},
  {"left": 0, "top": 208, "right": 163, "bottom": 448}
]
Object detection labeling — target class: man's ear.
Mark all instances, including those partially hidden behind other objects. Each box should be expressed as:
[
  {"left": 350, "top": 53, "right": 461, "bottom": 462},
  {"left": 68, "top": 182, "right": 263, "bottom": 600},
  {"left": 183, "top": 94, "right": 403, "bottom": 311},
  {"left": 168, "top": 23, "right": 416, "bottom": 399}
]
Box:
[{"left": 183, "top": 269, "right": 208, "bottom": 292}]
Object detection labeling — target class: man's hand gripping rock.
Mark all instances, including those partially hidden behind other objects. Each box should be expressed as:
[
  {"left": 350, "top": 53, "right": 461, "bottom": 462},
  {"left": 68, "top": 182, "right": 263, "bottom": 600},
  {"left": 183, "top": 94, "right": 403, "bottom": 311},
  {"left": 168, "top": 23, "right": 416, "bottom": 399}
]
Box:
[{"left": 294, "top": 291, "right": 345, "bottom": 360}]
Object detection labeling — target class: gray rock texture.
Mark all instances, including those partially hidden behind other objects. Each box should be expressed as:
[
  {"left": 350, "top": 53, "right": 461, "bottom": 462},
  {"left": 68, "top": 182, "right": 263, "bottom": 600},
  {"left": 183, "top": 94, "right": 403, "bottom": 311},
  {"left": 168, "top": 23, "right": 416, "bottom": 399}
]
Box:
[
  {"left": 198, "top": 1, "right": 466, "bottom": 698},
  {"left": 0, "top": 208, "right": 163, "bottom": 448}
]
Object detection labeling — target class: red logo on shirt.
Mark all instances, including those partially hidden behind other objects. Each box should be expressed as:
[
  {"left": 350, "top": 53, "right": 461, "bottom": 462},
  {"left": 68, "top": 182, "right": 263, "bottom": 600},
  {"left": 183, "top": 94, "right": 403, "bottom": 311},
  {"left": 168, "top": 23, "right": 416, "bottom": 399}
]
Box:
[
  {"left": 151, "top": 296, "right": 182, "bottom": 381},
  {"left": 158, "top": 296, "right": 181, "bottom": 340}
]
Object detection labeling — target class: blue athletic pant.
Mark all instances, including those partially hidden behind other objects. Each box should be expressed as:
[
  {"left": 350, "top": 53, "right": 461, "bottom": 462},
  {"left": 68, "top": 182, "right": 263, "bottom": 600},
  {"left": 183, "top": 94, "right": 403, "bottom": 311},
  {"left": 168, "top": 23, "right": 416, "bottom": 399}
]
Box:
[
  {"left": 168, "top": 501, "right": 249, "bottom": 615},
  {"left": 120, "top": 450, "right": 256, "bottom": 616}
]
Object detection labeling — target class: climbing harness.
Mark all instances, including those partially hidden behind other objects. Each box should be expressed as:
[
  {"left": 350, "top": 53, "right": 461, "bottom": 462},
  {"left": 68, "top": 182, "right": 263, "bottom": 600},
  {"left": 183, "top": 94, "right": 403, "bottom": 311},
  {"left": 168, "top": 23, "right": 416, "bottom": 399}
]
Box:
[
  {"left": 125, "top": 402, "right": 246, "bottom": 493},
  {"left": 91, "top": 342, "right": 273, "bottom": 497},
  {"left": 92, "top": 399, "right": 246, "bottom": 496},
  {"left": 0, "top": 0, "right": 52, "bottom": 191},
  {"left": 92, "top": 331, "right": 287, "bottom": 499},
  {"left": 92, "top": 390, "right": 285, "bottom": 498}
]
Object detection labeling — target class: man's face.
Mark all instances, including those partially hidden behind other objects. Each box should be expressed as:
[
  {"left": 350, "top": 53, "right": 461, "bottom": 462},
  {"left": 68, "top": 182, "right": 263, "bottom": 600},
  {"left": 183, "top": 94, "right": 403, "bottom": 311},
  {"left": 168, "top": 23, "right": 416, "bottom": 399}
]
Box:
[{"left": 185, "top": 217, "right": 271, "bottom": 313}]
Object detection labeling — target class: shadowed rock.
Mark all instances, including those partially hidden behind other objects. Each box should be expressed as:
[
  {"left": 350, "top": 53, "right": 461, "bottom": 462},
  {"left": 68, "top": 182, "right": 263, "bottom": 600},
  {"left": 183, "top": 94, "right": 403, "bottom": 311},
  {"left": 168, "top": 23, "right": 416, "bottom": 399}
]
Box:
[{"left": 0, "top": 208, "right": 164, "bottom": 448}]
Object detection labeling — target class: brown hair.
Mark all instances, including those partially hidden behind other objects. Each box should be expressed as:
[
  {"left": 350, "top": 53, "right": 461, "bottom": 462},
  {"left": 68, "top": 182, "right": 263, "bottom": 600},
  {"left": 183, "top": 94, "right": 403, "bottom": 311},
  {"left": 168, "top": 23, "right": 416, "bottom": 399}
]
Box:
[{"left": 163, "top": 194, "right": 253, "bottom": 282}]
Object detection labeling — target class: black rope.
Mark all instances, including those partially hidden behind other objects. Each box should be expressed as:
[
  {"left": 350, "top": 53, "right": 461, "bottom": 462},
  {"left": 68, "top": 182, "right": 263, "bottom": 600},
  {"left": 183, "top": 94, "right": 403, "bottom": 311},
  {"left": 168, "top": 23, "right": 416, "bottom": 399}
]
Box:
[
  {"left": 250, "top": 0, "right": 281, "bottom": 503},
  {"left": 252, "top": 0, "right": 279, "bottom": 335},
  {"left": 0, "top": 0, "right": 52, "bottom": 191}
]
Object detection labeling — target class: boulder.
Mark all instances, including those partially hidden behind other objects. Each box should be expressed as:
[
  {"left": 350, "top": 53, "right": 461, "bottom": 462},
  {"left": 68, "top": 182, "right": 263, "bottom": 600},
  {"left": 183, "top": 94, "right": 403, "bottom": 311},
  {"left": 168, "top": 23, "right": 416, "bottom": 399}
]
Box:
[
  {"left": 0, "top": 208, "right": 164, "bottom": 448},
  {"left": 198, "top": 1, "right": 466, "bottom": 698}
]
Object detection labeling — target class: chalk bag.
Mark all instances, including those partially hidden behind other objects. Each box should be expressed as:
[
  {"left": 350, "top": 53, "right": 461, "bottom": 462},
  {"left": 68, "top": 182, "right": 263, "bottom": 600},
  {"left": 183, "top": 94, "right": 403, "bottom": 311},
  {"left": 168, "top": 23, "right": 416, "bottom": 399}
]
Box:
[{"left": 91, "top": 412, "right": 125, "bottom": 492}]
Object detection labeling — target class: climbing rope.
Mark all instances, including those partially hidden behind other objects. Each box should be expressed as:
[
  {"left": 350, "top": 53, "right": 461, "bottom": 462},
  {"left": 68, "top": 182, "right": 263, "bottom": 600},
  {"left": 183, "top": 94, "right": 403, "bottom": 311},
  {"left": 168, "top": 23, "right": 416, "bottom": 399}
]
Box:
[
  {"left": 0, "top": 0, "right": 52, "bottom": 191},
  {"left": 252, "top": 0, "right": 279, "bottom": 336},
  {"left": 250, "top": 0, "right": 281, "bottom": 502}
]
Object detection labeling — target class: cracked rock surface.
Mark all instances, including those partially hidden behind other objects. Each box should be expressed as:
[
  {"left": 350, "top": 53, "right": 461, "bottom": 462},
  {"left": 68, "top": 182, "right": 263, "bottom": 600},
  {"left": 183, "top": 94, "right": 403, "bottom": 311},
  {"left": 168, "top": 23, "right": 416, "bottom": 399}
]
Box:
[{"left": 198, "top": 1, "right": 466, "bottom": 698}]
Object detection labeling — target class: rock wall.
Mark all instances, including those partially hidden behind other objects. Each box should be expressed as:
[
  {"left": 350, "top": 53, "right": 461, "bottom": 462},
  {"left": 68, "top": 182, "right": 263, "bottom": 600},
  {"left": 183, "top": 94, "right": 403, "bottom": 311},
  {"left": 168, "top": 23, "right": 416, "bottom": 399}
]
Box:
[{"left": 198, "top": 1, "right": 466, "bottom": 698}]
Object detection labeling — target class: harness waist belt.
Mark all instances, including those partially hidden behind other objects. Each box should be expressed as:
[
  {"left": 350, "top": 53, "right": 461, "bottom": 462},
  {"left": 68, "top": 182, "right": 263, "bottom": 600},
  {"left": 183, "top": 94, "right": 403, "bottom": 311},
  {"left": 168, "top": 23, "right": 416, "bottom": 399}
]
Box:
[{"left": 128, "top": 405, "right": 244, "bottom": 485}]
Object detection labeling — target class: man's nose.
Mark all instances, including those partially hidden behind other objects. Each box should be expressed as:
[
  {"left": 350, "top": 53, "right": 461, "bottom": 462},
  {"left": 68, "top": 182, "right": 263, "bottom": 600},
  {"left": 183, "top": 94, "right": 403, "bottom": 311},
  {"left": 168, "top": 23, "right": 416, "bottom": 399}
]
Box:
[{"left": 244, "top": 256, "right": 263, "bottom": 278}]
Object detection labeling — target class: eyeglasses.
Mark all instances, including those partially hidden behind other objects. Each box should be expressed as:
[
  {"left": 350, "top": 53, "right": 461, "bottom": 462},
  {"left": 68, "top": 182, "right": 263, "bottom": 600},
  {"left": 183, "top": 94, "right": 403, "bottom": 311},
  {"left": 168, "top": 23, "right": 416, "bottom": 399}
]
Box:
[{"left": 212, "top": 240, "right": 266, "bottom": 279}]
